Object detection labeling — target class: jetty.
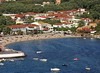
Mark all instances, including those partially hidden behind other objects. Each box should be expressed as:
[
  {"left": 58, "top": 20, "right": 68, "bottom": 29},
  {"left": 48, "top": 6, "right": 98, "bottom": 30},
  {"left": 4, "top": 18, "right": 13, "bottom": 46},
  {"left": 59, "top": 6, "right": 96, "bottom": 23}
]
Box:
[{"left": 0, "top": 46, "right": 25, "bottom": 59}]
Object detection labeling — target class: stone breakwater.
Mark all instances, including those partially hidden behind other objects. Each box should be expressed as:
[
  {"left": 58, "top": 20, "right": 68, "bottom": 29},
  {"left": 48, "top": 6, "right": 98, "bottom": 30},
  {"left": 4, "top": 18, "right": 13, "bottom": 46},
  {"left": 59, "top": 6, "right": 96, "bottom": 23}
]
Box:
[{"left": 0, "top": 34, "right": 81, "bottom": 46}]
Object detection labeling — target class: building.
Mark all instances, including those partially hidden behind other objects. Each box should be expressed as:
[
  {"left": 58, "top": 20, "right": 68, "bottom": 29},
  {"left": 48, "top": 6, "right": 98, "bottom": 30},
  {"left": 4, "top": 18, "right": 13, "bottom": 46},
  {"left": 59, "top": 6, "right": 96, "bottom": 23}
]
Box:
[
  {"left": 8, "top": 24, "right": 39, "bottom": 34},
  {"left": 0, "top": 0, "right": 16, "bottom": 2},
  {"left": 55, "top": 0, "right": 61, "bottom": 5},
  {"left": 31, "top": 21, "right": 53, "bottom": 31}
]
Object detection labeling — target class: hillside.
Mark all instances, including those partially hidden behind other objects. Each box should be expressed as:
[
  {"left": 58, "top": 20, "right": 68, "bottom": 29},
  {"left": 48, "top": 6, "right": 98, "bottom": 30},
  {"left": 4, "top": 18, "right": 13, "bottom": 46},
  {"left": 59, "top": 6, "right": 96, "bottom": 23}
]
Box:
[{"left": 0, "top": 0, "right": 100, "bottom": 19}]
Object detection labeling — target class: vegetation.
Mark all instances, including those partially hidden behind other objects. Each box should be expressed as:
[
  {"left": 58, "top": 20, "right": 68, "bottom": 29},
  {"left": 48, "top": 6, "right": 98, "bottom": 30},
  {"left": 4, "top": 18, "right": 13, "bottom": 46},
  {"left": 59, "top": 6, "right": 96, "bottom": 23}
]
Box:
[
  {"left": 0, "top": 25, "right": 11, "bottom": 35},
  {"left": 0, "top": 0, "right": 99, "bottom": 19},
  {"left": 78, "top": 20, "right": 85, "bottom": 27},
  {"left": 0, "top": 16, "right": 15, "bottom": 25},
  {"left": 0, "top": 0, "right": 100, "bottom": 34},
  {"left": 95, "top": 21, "right": 100, "bottom": 33},
  {"left": 39, "top": 19, "right": 61, "bottom": 24}
]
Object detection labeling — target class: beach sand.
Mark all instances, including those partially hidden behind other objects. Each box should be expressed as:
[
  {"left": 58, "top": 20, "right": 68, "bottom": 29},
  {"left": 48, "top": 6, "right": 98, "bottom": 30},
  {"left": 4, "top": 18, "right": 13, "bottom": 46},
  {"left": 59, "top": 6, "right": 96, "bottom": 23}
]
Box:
[{"left": 0, "top": 34, "right": 81, "bottom": 47}]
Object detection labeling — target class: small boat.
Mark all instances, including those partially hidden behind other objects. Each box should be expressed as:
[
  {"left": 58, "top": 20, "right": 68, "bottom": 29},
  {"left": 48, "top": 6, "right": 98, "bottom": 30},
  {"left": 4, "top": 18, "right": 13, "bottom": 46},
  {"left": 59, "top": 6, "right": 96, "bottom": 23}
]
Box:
[
  {"left": 83, "top": 38, "right": 86, "bottom": 39},
  {"left": 33, "top": 58, "right": 39, "bottom": 60},
  {"left": 40, "top": 59, "right": 47, "bottom": 62},
  {"left": 9, "top": 59, "right": 14, "bottom": 62},
  {"left": 85, "top": 67, "right": 91, "bottom": 71},
  {"left": 0, "top": 63, "right": 4, "bottom": 66},
  {"left": 73, "top": 58, "right": 79, "bottom": 61},
  {"left": 51, "top": 68, "right": 60, "bottom": 72},
  {"left": 62, "top": 64, "right": 68, "bottom": 66},
  {"left": 2, "top": 59, "right": 6, "bottom": 61},
  {"left": 91, "top": 38, "right": 93, "bottom": 39},
  {"left": 36, "top": 51, "right": 42, "bottom": 54},
  {"left": 0, "top": 59, "right": 3, "bottom": 62}
]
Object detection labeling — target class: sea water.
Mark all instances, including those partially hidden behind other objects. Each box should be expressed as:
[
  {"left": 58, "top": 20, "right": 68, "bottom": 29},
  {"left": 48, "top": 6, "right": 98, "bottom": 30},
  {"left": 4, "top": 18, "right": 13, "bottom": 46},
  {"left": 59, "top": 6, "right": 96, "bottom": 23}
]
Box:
[{"left": 1, "top": 38, "right": 100, "bottom": 73}]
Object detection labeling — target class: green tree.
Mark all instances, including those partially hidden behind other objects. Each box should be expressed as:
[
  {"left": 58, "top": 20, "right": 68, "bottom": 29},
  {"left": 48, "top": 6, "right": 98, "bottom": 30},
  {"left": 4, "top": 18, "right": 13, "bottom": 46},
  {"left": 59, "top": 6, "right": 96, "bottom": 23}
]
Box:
[
  {"left": 78, "top": 20, "right": 85, "bottom": 27},
  {"left": 3, "top": 26, "right": 11, "bottom": 35},
  {"left": 69, "top": 27, "right": 77, "bottom": 32}
]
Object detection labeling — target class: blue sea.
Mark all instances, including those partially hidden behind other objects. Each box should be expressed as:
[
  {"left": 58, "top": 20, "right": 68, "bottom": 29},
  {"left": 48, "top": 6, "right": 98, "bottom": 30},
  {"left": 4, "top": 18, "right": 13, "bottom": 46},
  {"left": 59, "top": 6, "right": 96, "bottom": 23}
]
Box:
[{"left": 1, "top": 38, "right": 100, "bottom": 73}]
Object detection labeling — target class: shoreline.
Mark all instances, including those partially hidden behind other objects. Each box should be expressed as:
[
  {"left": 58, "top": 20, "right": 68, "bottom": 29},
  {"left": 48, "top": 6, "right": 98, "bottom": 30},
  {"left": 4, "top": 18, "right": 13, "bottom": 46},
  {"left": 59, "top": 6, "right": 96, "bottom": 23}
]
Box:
[
  {"left": 0, "top": 33, "right": 100, "bottom": 59},
  {"left": 0, "top": 34, "right": 81, "bottom": 47}
]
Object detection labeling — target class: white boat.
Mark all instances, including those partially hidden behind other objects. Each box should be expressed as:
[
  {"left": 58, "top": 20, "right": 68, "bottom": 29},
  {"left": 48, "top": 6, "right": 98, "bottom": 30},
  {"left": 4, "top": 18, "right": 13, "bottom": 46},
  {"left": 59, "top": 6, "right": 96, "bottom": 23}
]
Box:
[
  {"left": 36, "top": 51, "right": 42, "bottom": 54},
  {"left": 0, "top": 63, "right": 4, "bottom": 66},
  {"left": 0, "top": 59, "right": 3, "bottom": 62},
  {"left": 40, "top": 59, "right": 47, "bottom": 62},
  {"left": 33, "top": 58, "right": 39, "bottom": 60},
  {"left": 83, "top": 38, "right": 86, "bottom": 39},
  {"left": 51, "top": 68, "right": 60, "bottom": 72},
  {"left": 0, "top": 51, "right": 25, "bottom": 58},
  {"left": 85, "top": 67, "right": 91, "bottom": 71},
  {"left": 9, "top": 59, "right": 14, "bottom": 62},
  {"left": 91, "top": 38, "right": 93, "bottom": 39}
]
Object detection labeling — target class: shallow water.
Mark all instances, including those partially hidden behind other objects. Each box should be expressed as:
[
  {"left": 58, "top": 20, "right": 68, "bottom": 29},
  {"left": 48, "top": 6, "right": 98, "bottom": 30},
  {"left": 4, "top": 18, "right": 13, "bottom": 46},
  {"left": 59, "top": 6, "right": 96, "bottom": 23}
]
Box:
[{"left": 1, "top": 38, "right": 100, "bottom": 73}]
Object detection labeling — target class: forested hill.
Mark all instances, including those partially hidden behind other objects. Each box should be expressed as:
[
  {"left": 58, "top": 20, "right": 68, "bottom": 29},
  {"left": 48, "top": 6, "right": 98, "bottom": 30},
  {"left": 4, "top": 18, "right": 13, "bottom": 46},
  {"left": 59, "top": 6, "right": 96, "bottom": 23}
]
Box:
[{"left": 0, "top": 0, "right": 100, "bottom": 19}]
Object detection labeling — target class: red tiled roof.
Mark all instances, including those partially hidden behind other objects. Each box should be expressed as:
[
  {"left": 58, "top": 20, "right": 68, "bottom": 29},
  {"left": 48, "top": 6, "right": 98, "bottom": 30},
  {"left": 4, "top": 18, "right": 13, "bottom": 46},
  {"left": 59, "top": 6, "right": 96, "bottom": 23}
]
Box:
[
  {"left": 24, "top": 12, "right": 38, "bottom": 15},
  {"left": 81, "top": 18, "right": 92, "bottom": 20},
  {"left": 54, "top": 23, "right": 63, "bottom": 25},
  {"left": 0, "top": 46, "right": 3, "bottom": 48},
  {"left": 8, "top": 24, "right": 38, "bottom": 28},
  {"left": 57, "top": 9, "right": 78, "bottom": 13},
  {"left": 43, "top": 28, "right": 48, "bottom": 31},
  {"left": 49, "top": 14, "right": 73, "bottom": 18},
  {"left": 13, "top": 14, "right": 25, "bottom": 18},
  {"left": 96, "top": 20, "right": 100, "bottom": 21},
  {"left": 36, "top": 16, "right": 48, "bottom": 18},
  {"left": 62, "top": 22, "right": 73, "bottom": 24},
  {"left": 0, "top": 0, "right": 5, "bottom": 2},
  {"left": 54, "top": 22, "right": 73, "bottom": 25}
]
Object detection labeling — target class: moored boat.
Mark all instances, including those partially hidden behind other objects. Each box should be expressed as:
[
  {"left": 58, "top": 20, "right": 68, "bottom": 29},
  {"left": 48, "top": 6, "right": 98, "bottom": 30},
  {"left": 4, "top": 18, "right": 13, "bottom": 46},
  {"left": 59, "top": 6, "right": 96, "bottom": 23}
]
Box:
[
  {"left": 51, "top": 68, "right": 60, "bottom": 72},
  {"left": 0, "top": 63, "right": 4, "bottom": 66},
  {"left": 33, "top": 58, "right": 39, "bottom": 60},
  {"left": 62, "top": 64, "right": 68, "bottom": 66},
  {"left": 73, "top": 58, "right": 80, "bottom": 61},
  {"left": 40, "top": 59, "right": 47, "bottom": 62},
  {"left": 36, "top": 51, "right": 42, "bottom": 54},
  {"left": 85, "top": 67, "right": 91, "bottom": 71}
]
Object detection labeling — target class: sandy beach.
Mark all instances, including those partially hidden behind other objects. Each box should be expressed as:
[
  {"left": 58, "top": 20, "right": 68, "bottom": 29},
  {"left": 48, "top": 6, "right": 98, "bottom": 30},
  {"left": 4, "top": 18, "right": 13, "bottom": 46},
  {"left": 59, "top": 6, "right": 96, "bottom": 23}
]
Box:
[{"left": 0, "top": 34, "right": 81, "bottom": 47}]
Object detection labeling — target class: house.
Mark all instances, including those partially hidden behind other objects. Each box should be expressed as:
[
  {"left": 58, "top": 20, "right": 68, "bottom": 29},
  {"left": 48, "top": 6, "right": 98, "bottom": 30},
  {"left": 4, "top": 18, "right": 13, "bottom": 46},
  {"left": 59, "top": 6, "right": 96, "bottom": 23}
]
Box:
[
  {"left": 8, "top": 24, "right": 39, "bottom": 34},
  {"left": 34, "top": 16, "right": 48, "bottom": 20},
  {"left": 57, "top": 8, "right": 89, "bottom": 16},
  {"left": 0, "top": 0, "right": 16, "bottom": 2},
  {"left": 88, "top": 22, "right": 97, "bottom": 28},
  {"left": 24, "top": 12, "right": 38, "bottom": 17},
  {"left": 53, "top": 22, "right": 75, "bottom": 28},
  {"left": 34, "top": 13, "right": 48, "bottom": 17},
  {"left": 77, "top": 26, "right": 91, "bottom": 33},
  {"left": 31, "top": 21, "right": 53, "bottom": 31},
  {"left": 11, "top": 14, "right": 25, "bottom": 24},
  {"left": 81, "top": 18, "right": 93, "bottom": 26}
]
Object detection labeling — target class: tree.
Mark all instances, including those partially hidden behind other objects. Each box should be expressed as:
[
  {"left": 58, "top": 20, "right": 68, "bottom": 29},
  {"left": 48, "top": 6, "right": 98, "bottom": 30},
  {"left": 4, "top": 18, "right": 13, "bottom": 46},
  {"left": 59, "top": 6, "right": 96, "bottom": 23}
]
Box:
[
  {"left": 95, "top": 21, "right": 100, "bottom": 33},
  {"left": 0, "top": 16, "right": 6, "bottom": 25},
  {"left": 79, "top": 13, "right": 92, "bottom": 18},
  {"left": 69, "top": 27, "right": 77, "bottom": 32},
  {"left": 5, "top": 16, "right": 16, "bottom": 25},
  {"left": 78, "top": 20, "right": 85, "bottom": 27},
  {"left": 17, "top": 30, "right": 23, "bottom": 35},
  {"left": 40, "top": 19, "right": 61, "bottom": 24},
  {"left": 0, "top": 25, "right": 5, "bottom": 33},
  {"left": 25, "top": 16, "right": 34, "bottom": 23},
  {"left": 2, "top": 27, "right": 11, "bottom": 35}
]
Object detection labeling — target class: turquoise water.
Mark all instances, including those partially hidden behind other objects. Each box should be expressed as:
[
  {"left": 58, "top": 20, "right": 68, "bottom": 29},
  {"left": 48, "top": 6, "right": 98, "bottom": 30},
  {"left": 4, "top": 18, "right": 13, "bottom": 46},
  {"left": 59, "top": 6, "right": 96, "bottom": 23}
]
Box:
[{"left": 1, "top": 38, "right": 100, "bottom": 73}]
